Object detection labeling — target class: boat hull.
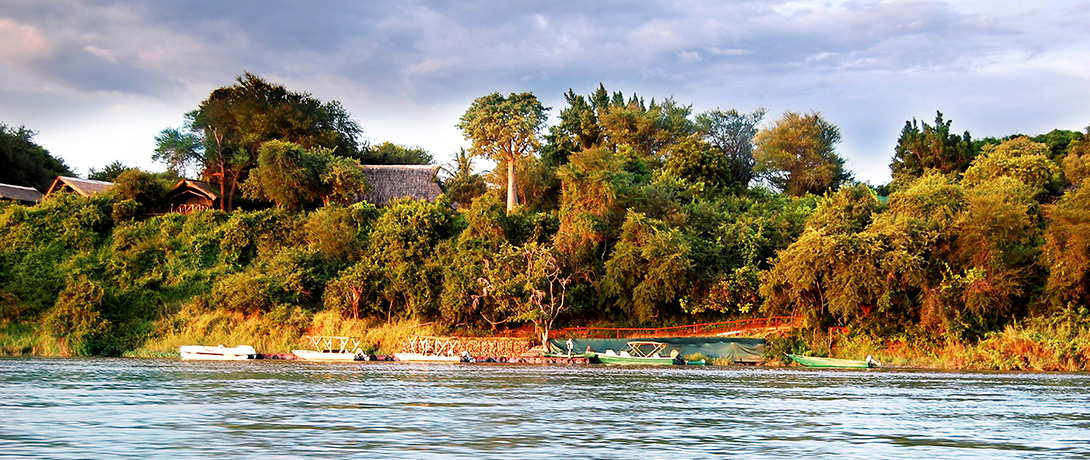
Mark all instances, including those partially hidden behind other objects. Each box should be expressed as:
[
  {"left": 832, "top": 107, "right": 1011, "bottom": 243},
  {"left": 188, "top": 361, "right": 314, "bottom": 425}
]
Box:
[
  {"left": 393, "top": 353, "right": 462, "bottom": 363},
  {"left": 292, "top": 350, "right": 364, "bottom": 362},
  {"left": 594, "top": 354, "right": 678, "bottom": 365},
  {"left": 786, "top": 354, "right": 873, "bottom": 368},
  {"left": 179, "top": 345, "right": 256, "bottom": 361}
]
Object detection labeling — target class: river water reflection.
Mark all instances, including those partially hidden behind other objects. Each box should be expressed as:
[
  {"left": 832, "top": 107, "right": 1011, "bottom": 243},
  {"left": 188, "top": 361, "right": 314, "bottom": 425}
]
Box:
[{"left": 1, "top": 358, "right": 1087, "bottom": 459}]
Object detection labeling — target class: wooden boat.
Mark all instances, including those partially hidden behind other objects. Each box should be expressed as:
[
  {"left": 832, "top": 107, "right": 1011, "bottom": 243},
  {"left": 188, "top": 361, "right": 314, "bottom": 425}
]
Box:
[
  {"left": 594, "top": 341, "right": 696, "bottom": 365},
  {"left": 292, "top": 336, "right": 367, "bottom": 362},
  {"left": 179, "top": 345, "right": 257, "bottom": 361},
  {"left": 786, "top": 353, "right": 879, "bottom": 368}
]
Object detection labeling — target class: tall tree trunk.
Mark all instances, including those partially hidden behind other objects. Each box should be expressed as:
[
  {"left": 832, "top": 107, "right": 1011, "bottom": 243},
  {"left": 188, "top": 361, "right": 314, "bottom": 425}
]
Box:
[
  {"left": 218, "top": 162, "right": 228, "bottom": 211},
  {"left": 506, "top": 154, "right": 518, "bottom": 212}
]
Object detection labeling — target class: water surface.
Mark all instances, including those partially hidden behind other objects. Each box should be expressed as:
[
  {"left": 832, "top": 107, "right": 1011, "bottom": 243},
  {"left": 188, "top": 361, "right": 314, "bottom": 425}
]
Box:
[{"left": 1, "top": 358, "right": 1087, "bottom": 459}]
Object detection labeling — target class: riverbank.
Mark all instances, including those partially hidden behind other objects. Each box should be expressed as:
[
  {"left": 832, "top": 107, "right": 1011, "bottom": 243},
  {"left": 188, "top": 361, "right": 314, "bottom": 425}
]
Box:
[{"left": 5, "top": 308, "right": 1090, "bottom": 371}]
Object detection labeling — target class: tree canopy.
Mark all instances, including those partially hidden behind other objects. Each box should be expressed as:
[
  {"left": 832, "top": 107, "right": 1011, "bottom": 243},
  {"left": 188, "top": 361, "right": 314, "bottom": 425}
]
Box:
[
  {"left": 458, "top": 92, "right": 548, "bottom": 213},
  {"left": 0, "top": 123, "right": 72, "bottom": 191},
  {"left": 153, "top": 73, "right": 365, "bottom": 210},
  {"left": 753, "top": 111, "right": 851, "bottom": 196}
]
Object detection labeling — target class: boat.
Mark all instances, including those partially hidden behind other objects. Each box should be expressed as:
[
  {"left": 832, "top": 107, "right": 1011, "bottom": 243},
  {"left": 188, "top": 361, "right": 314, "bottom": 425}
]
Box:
[
  {"left": 393, "top": 336, "right": 470, "bottom": 363},
  {"left": 393, "top": 353, "right": 463, "bottom": 363},
  {"left": 593, "top": 341, "right": 700, "bottom": 365},
  {"left": 786, "top": 353, "right": 880, "bottom": 368},
  {"left": 179, "top": 344, "right": 257, "bottom": 360},
  {"left": 292, "top": 336, "right": 367, "bottom": 362}
]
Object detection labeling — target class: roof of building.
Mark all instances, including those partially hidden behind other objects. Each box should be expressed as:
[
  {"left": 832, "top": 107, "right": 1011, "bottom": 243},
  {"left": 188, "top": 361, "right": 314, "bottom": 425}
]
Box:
[
  {"left": 165, "top": 179, "right": 222, "bottom": 201},
  {"left": 44, "top": 176, "right": 114, "bottom": 198},
  {"left": 359, "top": 164, "right": 442, "bottom": 206},
  {"left": 0, "top": 183, "right": 45, "bottom": 203}
]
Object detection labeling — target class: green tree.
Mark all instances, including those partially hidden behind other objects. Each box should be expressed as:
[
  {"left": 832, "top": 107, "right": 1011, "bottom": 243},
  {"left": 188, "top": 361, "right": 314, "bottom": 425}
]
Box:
[
  {"left": 152, "top": 127, "right": 202, "bottom": 178},
  {"left": 890, "top": 111, "right": 975, "bottom": 181},
  {"left": 442, "top": 148, "right": 487, "bottom": 208},
  {"left": 0, "top": 123, "right": 72, "bottom": 191},
  {"left": 602, "top": 212, "right": 692, "bottom": 322},
  {"left": 457, "top": 92, "right": 548, "bottom": 213},
  {"left": 753, "top": 111, "right": 851, "bottom": 196},
  {"left": 660, "top": 136, "right": 733, "bottom": 190},
  {"left": 110, "top": 169, "right": 169, "bottom": 216},
  {"left": 157, "top": 73, "right": 365, "bottom": 210},
  {"left": 241, "top": 141, "right": 321, "bottom": 211},
  {"left": 87, "top": 160, "right": 131, "bottom": 182},
  {"left": 241, "top": 141, "right": 369, "bottom": 211},
  {"left": 696, "top": 108, "right": 766, "bottom": 188},
  {"left": 361, "top": 142, "right": 434, "bottom": 165}
]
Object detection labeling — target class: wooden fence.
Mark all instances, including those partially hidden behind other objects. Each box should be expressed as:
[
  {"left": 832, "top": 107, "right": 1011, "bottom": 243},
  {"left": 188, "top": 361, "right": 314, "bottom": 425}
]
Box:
[{"left": 550, "top": 316, "right": 802, "bottom": 339}]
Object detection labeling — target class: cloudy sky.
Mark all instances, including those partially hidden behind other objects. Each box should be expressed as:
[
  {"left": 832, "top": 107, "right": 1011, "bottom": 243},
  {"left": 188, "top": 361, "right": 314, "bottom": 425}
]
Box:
[{"left": 1, "top": 0, "right": 1088, "bottom": 184}]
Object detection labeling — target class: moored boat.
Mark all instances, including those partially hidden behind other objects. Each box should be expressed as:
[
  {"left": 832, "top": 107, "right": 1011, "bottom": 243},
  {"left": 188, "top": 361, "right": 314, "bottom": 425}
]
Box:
[
  {"left": 392, "top": 353, "right": 463, "bottom": 363},
  {"left": 179, "top": 344, "right": 257, "bottom": 360},
  {"left": 292, "top": 336, "right": 367, "bottom": 362},
  {"left": 594, "top": 341, "right": 698, "bottom": 365},
  {"left": 786, "top": 353, "right": 880, "bottom": 369}
]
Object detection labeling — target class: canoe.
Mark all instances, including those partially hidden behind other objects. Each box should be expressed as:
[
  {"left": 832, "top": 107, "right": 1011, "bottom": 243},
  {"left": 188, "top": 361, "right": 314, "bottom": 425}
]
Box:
[
  {"left": 180, "top": 345, "right": 257, "bottom": 361},
  {"left": 786, "top": 353, "right": 877, "bottom": 369}
]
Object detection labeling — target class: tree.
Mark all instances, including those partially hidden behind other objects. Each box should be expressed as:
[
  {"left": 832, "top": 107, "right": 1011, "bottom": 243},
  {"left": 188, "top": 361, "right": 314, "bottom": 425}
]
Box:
[
  {"left": 361, "top": 142, "right": 434, "bottom": 165},
  {"left": 0, "top": 123, "right": 72, "bottom": 191},
  {"left": 513, "top": 243, "right": 571, "bottom": 347},
  {"left": 110, "top": 169, "right": 169, "bottom": 215},
  {"left": 753, "top": 111, "right": 851, "bottom": 196},
  {"left": 241, "top": 141, "right": 321, "bottom": 211},
  {"left": 442, "top": 148, "right": 486, "bottom": 208},
  {"left": 890, "top": 111, "right": 975, "bottom": 181},
  {"left": 458, "top": 92, "right": 548, "bottom": 213},
  {"left": 155, "top": 73, "right": 365, "bottom": 210},
  {"left": 241, "top": 141, "right": 369, "bottom": 211},
  {"left": 1062, "top": 125, "right": 1090, "bottom": 187},
  {"left": 660, "top": 136, "right": 733, "bottom": 190},
  {"left": 152, "top": 127, "right": 201, "bottom": 178},
  {"left": 963, "top": 136, "right": 1059, "bottom": 192},
  {"left": 87, "top": 160, "right": 132, "bottom": 182},
  {"left": 602, "top": 212, "right": 692, "bottom": 322},
  {"left": 696, "top": 108, "right": 766, "bottom": 188}
]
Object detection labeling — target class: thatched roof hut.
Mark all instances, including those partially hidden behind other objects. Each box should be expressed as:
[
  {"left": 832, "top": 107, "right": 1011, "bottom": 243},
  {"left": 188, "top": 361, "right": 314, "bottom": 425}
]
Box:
[
  {"left": 0, "top": 183, "right": 44, "bottom": 204},
  {"left": 44, "top": 176, "right": 113, "bottom": 198},
  {"left": 165, "top": 179, "right": 221, "bottom": 213},
  {"left": 359, "top": 165, "right": 442, "bottom": 206}
]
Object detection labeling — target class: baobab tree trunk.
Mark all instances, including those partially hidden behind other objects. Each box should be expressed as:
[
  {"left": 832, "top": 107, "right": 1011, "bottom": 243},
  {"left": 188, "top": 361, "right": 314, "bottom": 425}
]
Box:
[{"left": 506, "top": 155, "right": 518, "bottom": 212}]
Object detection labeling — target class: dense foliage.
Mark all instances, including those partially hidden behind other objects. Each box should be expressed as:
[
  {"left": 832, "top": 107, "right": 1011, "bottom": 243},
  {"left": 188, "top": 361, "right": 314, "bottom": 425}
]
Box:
[{"left": 3, "top": 77, "right": 1089, "bottom": 367}]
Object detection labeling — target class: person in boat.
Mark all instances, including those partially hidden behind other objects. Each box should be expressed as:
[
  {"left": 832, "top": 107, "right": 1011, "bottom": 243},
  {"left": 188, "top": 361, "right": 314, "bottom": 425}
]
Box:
[
  {"left": 460, "top": 350, "right": 475, "bottom": 363},
  {"left": 566, "top": 339, "right": 574, "bottom": 357}
]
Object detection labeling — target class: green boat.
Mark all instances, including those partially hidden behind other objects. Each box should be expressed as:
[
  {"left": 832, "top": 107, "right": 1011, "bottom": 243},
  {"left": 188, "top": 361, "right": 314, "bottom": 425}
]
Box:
[
  {"left": 594, "top": 341, "right": 703, "bottom": 365},
  {"left": 786, "top": 353, "right": 879, "bottom": 369}
]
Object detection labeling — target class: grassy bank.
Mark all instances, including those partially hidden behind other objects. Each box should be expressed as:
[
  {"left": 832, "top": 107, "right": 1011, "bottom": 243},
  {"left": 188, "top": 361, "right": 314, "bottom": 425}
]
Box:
[{"left": 766, "top": 310, "right": 1090, "bottom": 372}]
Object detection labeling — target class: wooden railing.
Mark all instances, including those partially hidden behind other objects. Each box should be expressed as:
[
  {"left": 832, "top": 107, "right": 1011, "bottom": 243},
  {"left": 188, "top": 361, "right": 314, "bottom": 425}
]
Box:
[{"left": 551, "top": 316, "right": 802, "bottom": 339}]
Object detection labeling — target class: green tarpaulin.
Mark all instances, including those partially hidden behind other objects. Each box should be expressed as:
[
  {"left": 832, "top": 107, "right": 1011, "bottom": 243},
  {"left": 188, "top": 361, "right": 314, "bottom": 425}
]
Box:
[{"left": 548, "top": 337, "right": 766, "bottom": 363}]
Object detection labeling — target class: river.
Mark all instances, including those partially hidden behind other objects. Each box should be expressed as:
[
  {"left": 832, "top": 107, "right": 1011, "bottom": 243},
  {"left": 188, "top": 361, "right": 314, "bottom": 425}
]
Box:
[{"left": 1, "top": 358, "right": 1087, "bottom": 459}]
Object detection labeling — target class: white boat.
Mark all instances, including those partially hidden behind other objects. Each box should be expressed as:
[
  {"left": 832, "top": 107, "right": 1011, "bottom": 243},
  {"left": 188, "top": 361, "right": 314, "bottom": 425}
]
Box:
[
  {"left": 393, "top": 353, "right": 462, "bottom": 363},
  {"left": 179, "top": 345, "right": 257, "bottom": 360},
  {"left": 292, "top": 336, "right": 366, "bottom": 362}
]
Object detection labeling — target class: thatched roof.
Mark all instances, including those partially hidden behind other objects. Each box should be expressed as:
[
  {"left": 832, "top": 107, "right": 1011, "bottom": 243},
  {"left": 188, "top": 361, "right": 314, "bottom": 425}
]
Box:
[
  {"left": 166, "top": 179, "right": 221, "bottom": 201},
  {"left": 44, "top": 176, "right": 113, "bottom": 198},
  {"left": 359, "top": 165, "right": 442, "bottom": 206},
  {"left": 0, "top": 183, "right": 44, "bottom": 204}
]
